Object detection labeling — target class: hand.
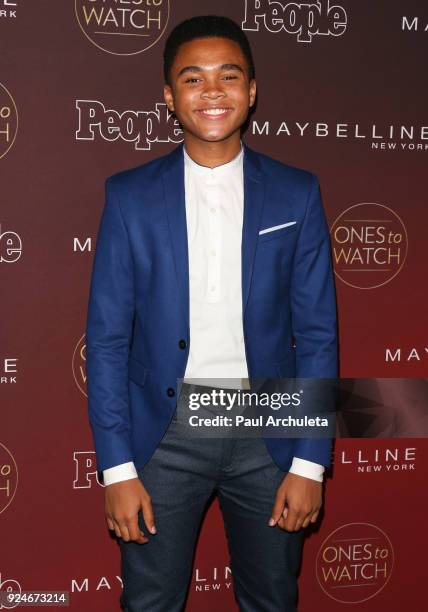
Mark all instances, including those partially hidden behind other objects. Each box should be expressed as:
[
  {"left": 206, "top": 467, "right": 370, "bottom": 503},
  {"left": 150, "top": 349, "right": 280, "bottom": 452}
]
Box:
[
  {"left": 105, "top": 478, "right": 156, "bottom": 544},
  {"left": 268, "top": 472, "right": 322, "bottom": 532}
]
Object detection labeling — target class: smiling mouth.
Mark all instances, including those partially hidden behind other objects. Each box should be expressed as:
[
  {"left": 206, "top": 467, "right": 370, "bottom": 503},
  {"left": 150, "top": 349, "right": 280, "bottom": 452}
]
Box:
[{"left": 196, "top": 107, "right": 233, "bottom": 117}]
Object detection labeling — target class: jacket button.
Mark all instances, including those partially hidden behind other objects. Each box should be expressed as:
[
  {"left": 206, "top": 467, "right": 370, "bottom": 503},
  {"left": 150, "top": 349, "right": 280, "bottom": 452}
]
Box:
[
  {"left": 167, "top": 387, "right": 175, "bottom": 397},
  {"left": 178, "top": 339, "right": 187, "bottom": 349}
]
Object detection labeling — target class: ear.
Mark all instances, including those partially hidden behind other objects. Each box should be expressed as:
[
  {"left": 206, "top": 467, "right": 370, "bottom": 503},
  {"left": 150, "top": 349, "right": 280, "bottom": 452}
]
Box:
[
  {"left": 163, "top": 84, "right": 175, "bottom": 112},
  {"left": 249, "top": 79, "right": 257, "bottom": 108}
]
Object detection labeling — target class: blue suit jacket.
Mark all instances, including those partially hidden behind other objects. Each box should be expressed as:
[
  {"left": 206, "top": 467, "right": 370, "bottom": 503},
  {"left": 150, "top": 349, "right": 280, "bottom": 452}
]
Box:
[{"left": 86, "top": 141, "right": 338, "bottom": 475}]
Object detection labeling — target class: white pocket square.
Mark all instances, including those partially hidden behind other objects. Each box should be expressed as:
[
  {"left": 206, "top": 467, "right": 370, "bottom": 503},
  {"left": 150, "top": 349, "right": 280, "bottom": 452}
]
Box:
[{"left": 259, "top": 221, "right": 297, "bottom": 235}]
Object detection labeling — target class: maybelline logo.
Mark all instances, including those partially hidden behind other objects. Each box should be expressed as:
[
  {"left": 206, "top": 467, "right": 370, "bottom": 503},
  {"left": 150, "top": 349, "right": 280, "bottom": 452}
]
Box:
[
  {"left": 385, "top": 346, "right": 428, "bottom": 362},
  {"left": 252, "top": 120, "right": 428, "bottom": 151},
  {"left": 74, "top": 237, "right": 91, "bottom": 253},
  {"left": 0, "top": 0, "right": 17, "bottom": 19},
  {"left": 340, "top": 447, "right": 416, "bottom": 473},
  {"left": 242, "top": 0, "right": 347, "bottom": 42},
  {"left": 72, "top": 571, "right": 232, "bottom": 594},
  {"left": 402, "top": 16, "right": 428, "bottom": 33},
  {"left": 194, "top": 566, "right": 232, "bottom": 593},
  {"left": 70, "top": 566, "right": 232, "bottom": 593},
  {"left": 71, "top": 575, "right": 122, "bottom": 592},
  {"left": 75, "top": 100, "right": 182, "bottom": 150},
  {"left": 1, "top": 358, "right": 17, "bottom": 384}
]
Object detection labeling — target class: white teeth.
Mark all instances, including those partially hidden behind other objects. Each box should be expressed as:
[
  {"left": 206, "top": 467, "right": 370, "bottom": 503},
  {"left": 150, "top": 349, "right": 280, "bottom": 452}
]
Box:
[{"left": 200, "top": 108, "right": 228, "bottom": 115}]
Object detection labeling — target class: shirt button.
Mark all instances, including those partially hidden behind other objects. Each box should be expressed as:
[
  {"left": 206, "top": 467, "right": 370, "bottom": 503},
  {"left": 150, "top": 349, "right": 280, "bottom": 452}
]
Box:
[
  {"left": 178, "top": 339, "right": 187, "bottom": 349},
  {"left": 210, "top": 285, "right": 216, "bottom": 291},
  {"left": 167, "top": 387, "right": 175, "bottom": 397},
  {"left": 210, "top": 208, "right": 216, "bottom": 214},
  {"left": 210, "top": 250, "right": 216, "bottom": 256}
]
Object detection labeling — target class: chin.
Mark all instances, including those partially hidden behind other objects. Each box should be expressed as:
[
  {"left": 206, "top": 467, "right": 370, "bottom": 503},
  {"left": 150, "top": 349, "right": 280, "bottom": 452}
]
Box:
[
  {"left": 200, "top": 134, "right": 228, "bottom": 142},
  {"left": 197, "top": 128, "right": 237, "bottom": 142}
]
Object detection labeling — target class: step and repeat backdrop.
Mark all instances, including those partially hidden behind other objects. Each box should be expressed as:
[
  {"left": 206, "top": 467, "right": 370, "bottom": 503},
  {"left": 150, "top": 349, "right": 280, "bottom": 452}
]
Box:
[{"left": 1, "top": 1, "right": 427, "bottom": 610}]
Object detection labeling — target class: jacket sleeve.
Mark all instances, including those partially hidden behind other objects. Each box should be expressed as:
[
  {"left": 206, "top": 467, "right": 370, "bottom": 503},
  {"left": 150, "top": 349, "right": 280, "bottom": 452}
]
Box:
[
  {"left": 85, "top": 177, "right": 136, "bottom": 473},
  {"left": 290, "top": 174, "right": 338, "bottom": 468}
]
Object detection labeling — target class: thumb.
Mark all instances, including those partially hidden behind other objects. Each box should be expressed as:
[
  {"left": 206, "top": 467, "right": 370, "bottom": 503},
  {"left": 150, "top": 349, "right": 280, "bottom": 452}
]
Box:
[{"left": 141, "top": 494, "right": 157, "bottom": 535}]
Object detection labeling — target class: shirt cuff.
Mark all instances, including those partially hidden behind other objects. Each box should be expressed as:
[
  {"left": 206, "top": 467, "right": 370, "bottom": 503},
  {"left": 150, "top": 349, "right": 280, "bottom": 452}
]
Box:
[
  {"left": 103, "top": 461, "right": 138, "bottom": 486},
  {"left": 289, "top": 457, "right": 324, "bottom": 482}
]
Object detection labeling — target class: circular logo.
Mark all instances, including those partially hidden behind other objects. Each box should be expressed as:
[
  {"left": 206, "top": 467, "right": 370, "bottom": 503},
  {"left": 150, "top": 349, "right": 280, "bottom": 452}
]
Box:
[
  {"left": 0, "top": 443, "right": 18, "bottom": 515},
  {"left": 72, "top": 333, "right": 87, "bottom": 398},
  {"left": 0, "top": 83, "right": 18, "bottom": 160},
  {"left": 316, "top": 522, "right": 394, "bottom": 603},
  {"left": 75, "top": 0, "right": 170, "bottom": 55},
  {"left": 330, "top": 203, "right": 408, "bottom": 289}
]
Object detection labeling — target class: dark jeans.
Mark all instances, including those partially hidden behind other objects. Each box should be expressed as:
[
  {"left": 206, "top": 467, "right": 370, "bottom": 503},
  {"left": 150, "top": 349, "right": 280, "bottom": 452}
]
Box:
[{"left": 119, "top": 384, "right": 304, "bottom": 611}]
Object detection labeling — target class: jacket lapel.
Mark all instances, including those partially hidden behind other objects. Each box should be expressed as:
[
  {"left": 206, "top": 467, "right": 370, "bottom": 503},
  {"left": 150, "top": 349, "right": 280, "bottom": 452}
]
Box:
[
  {"left": 162, "top": 142, "right": 190, "bottom": 331},
  {"left": 241, "top": 143, "right": 266, "bottom": 317},
  {"left": 162, "top": 141, "right": 266, "bottom": 331}
]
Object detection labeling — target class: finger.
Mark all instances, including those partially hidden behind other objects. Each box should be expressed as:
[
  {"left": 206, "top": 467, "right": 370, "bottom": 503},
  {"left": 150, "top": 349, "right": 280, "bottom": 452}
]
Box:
[
  {"left": 293, "top": 516, "right": 306, "bottom": 531},
  {"left": 117, "top": 521, "right": 131, "bottom": 542},
  {"left": 141, "top": 496, "right": 157, "bottom": 535},
  {"left": 310, "top": 510, "right": 320, "bottom": 524},
  {"left": 112, "top": 519, "right": 122, "bottom": 539},
  {"left": 283, "top": 508, "right": 299, "bottom": 532},
  {"left": 106, "top": 516, "right": 115, "bottom": 530},
  {"left": 275, "top": 507, "right": 289, "bottom": 530},
  {"left": 268, "top": 493, "right": 287, "bottom": 526},
  {"left": 297, "top": 507, "right": 315, "bottom": 531},
  {"left": 277, "top": 515, "right": 287, "bottom": 530},
  {"left": 277, "top": 509, "right": 296, "bottom": 532},
  {"left": 127, "top": 515, "right": 149, "bottom": 544},
  {"left": 278, "top": 516, "right": 299, "bottom": 532},
  {"left": 302, "top": 515, "right": 312, "bottom": 529}
]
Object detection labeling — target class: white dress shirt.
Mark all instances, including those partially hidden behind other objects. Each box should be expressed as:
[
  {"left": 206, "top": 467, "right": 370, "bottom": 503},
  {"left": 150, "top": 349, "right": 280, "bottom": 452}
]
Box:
[{"left": 102, "top": 141, "right": 324, "bottom": 485}]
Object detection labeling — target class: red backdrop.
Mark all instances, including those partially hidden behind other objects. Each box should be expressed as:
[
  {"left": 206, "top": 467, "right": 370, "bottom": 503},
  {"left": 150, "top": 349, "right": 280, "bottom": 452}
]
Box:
[{"left": 1, "top": 1, "right": 427, "bottom": 610}]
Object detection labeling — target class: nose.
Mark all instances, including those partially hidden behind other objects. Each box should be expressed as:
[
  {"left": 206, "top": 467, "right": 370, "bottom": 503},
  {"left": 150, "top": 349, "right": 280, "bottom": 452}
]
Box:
[{"left": 201, "top": 80, "right": 226, "bottom": 100}]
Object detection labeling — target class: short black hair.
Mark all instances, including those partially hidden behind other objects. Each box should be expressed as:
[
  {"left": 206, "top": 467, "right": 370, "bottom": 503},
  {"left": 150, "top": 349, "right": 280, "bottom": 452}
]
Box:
[{"left": 163, "top": 15, "right": 255, "bottom": 85}]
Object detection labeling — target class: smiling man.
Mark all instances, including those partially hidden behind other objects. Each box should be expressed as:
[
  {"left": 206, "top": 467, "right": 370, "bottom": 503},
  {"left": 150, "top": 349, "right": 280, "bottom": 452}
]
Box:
[{"left": 86, "top": 14, "right": 338, "bottom": 612}]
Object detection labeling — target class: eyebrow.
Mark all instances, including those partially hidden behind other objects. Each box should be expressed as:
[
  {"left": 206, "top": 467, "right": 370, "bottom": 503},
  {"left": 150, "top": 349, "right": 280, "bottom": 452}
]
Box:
[{"left": 177, "top": 63, "right": 244, "bottom": 77}]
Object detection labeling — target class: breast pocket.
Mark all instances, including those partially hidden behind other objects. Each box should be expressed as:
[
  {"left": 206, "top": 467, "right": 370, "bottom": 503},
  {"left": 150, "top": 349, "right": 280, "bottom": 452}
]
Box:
[{"left": 258, "top": 224, "right": 298, "bottom": 244}]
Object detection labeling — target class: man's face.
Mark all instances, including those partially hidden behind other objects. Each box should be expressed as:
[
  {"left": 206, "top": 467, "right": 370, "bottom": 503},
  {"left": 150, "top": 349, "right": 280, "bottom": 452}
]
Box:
[{"left": 164, "top": 36, "right": 256, "bottom": 144}]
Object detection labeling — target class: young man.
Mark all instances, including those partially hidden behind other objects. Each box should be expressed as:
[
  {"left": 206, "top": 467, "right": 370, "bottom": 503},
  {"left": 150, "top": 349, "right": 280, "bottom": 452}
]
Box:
[{"left": 86, "top": 15, "right": 338, "bottom": 612}]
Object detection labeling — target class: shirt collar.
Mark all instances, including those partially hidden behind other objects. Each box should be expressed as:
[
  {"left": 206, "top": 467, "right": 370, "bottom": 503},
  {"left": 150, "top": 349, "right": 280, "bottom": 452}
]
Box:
[{"left": 183, "top": 140, "right": 243, "bottom": 177}]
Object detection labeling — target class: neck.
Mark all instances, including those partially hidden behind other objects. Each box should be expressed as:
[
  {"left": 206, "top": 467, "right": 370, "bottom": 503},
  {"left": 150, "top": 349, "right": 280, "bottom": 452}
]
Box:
[{"left": 183, "top": 132, "right": 242, "bottom": 168}]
